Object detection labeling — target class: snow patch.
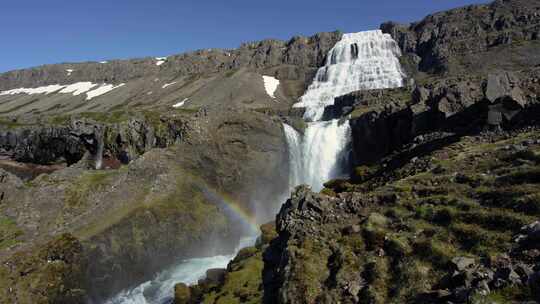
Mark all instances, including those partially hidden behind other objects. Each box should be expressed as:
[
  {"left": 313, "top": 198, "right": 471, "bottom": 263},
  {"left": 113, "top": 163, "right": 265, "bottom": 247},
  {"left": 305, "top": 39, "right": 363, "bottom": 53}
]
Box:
[
  {"left": 0, "top": 85, "right": 65, "bottom": 96},
  {"left": 162, "top": 82, "right": 177, "bottom": 89},
  {"left": 262, "top": 76, "right": 280, "bottom": 99},
  {"left": 66, "top": 69, "right": 74, "bottom": 76},
  {"left": 173, "top": 98, "right": 189, "bottom": 108},
  {"left": 99, "top": 61, "right": 108, "bottom": 64},
  {"left": 0, "top": 82, "right": 125, "bottom": 101},
  {"left": 59, "top": 82, "right": 97, "bottom": 95},
  {"left": 155, "top": 57, "right": 167, "bottom": 66},
  {"left": 86, "top": 84, "right": 125, "bottom": 100}
]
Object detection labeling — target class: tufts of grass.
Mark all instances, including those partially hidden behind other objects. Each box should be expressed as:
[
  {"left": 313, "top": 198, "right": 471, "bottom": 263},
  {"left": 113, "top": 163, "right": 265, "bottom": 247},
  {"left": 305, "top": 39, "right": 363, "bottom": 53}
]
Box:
[
  {"left": 0, "top": 216, "right": 23, "bottom": 250},
  {"left": 64, "top": 170, "right": 118, "bottom": 208},
  {"left": 202, "top": 251, "right": 264, "bottom": 304}
]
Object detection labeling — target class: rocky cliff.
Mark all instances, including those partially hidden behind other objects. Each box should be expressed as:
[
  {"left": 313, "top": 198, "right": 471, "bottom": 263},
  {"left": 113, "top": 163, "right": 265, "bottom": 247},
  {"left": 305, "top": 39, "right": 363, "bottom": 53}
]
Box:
[{"left": 381, "top": 0, "right": 540, "bottom": 76}]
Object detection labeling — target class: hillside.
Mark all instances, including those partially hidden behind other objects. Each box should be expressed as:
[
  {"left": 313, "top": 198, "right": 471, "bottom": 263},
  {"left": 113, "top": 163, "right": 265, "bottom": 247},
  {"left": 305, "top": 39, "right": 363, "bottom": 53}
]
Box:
[{"left": 0, "top": 0, "right": 539, "bottom": 303}]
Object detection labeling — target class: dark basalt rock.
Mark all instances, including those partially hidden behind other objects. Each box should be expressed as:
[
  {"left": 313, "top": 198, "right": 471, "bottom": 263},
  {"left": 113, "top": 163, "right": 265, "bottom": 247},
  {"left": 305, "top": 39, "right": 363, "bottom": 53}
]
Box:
[
  {"left": 381, "top": 0, "right": 540, "bottom": 76},
  {"left": 344, "top": 69, "right": 540, "bottom": 166},
  {"left": 0, "top": 116, "right": 186, "bottom": 170},
  {"left": 0, "top": 126, "right": 84, "bottom": 165}
]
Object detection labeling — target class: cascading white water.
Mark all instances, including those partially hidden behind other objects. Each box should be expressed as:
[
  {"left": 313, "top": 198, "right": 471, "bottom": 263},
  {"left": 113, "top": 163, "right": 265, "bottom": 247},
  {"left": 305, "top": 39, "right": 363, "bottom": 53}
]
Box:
[
  {"left": 294, "top": 30, "right": 405, "bottom": 122},
  {"left": 283, "top": 121, "right": 351, "bottom": 191},
  {"left": 105, "top": 236, "right": 257, "bottom": 304},
  {"left": 284, "top": 30, "right": 405, "bottom": 192}
]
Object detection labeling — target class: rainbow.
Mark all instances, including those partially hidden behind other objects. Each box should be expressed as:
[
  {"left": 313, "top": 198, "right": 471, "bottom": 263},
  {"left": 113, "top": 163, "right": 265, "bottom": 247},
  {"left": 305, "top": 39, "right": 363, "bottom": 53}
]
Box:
[{"left": 196, "top": 183, "right": 261, "bottom": 235}]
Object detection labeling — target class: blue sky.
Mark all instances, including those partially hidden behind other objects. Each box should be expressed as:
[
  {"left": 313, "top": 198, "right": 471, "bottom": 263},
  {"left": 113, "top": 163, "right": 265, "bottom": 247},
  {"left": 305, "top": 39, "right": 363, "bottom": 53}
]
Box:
[{"left": 0, "top": 0, "right": 490, "bottom": 72}]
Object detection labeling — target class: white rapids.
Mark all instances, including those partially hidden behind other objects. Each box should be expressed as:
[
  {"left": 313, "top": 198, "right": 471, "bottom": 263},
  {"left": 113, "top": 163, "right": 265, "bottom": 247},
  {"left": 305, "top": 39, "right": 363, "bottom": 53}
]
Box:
[
  {"left": 104, "top": 237, "right": 256, "bottom": 304},
  {"left": 284, "top": 30, "right": 405, "bottom": 192}
]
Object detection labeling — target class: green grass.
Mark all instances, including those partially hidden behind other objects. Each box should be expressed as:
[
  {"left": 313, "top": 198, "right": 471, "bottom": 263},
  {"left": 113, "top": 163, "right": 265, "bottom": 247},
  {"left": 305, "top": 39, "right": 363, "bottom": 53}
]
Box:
[
  {"left": 64, "top": 170, "right": 119, "bottom": 208},
  {"left": 0, "top": 98, "right": 40, "bottom": 115},
  {"left": 0, "top": 216, "right": 23, "bottom": 250},
  {"left": 202, "top": 251, "right": 264, "bottom": 304},
  {"left": 0, "top": 118, "right": 34, "bottom": 129}
]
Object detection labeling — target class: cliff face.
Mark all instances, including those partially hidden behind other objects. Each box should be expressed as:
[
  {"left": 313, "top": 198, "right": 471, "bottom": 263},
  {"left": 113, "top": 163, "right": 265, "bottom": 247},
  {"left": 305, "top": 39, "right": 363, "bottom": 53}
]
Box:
[
  {"left": 343, "top": 69, "right": 540, "bottom": 166},
  {"left": 381, "top": 0, "right": 540, "bottom": 76}
]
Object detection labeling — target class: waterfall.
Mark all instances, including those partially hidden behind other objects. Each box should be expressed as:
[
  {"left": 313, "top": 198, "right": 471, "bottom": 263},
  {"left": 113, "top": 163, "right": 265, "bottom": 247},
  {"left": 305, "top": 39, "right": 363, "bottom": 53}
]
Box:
[
  {"left": 294, "top": 30, "right": 405, "bottom": 122},
  {"left": 283, "top": 121, "right": 351, "bottom": 191},
  {"left": 284, "top": 30, "right": 405, "bottom": 192},
  {"left": 94, "top": 127, "right": 105, "bottom": 170}
]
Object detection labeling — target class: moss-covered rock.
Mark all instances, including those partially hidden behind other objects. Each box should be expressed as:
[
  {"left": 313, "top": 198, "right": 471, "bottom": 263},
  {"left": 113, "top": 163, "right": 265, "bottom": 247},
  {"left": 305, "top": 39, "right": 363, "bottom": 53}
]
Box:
[
  {"left": 0, "top": 234, "right": 88, "bottom": 304},
  {"left": 174, "top": 283, "right": 193, "bottom": 304}
]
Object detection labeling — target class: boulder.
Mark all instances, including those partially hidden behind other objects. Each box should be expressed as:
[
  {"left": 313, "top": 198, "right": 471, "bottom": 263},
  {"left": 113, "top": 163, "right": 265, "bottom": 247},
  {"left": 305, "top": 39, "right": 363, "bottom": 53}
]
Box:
[
  {"left": 205, "top": 268, "right": 227, "bottom": 285},
  {"left": 485, "top": 72, "right": 526, "bottom": 106},
  {"left": 451, "top": 257, "right": 476, "bottom": 272},
  {"left": 174, "top": 283, "right": 192, "bottom": 304},
  {"left": 515, "top": 221, "right": 540, "bottom": 249}
]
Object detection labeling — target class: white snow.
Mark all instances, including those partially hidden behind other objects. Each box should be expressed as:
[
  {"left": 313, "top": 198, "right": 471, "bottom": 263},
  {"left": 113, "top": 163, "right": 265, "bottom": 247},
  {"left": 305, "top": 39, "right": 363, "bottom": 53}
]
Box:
[
  {"left": 173, "top": 98, "right": 189, "bottom": 108},
  {"left": 0, "top": 82, "right": 125, "bottom": 101},
  {"left": 85, "top": 83, "right": 125, "bottom": 100},
  {"left": 0, "top": 84, "right": 65, "bottom": 96},
  {"left": 262, "top": 76, "right": 280, "bottom": 99},
  {"left": 66, "top": 69, "right": 74, "bottom": 76},
  {"left": 162, "top": 82, "right": 177, "bottom": 89},
  {"left": 155, "top": 57, "right": 167, "bottom": 66},
  {"left": 99, "top": 61, "right": 108, "bottom": 64},
  {"left": 59, "top": 82, "right": 98, "bottom": 95}
]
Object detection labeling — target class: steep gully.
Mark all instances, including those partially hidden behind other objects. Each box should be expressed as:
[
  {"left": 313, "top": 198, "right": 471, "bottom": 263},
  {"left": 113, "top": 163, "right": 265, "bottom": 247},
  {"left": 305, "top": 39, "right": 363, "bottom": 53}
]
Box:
[{"left": 106, "top": 30, "right": 405, "bottom": 304}]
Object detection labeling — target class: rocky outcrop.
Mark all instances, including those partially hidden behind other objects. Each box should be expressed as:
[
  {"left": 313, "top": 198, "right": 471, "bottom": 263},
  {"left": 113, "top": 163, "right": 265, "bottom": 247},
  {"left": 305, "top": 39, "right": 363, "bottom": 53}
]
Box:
[
  {"left": 0, "top": 114, "right": 187, "bottom": 171},
  {"left": 0, "top": 125, "right": 84, "bottom": 165},
  {"left": 175, "top": 224, "right": 275, "bottom": 304},
  {"left": 381, "top": 0, "right": 540, "bottom": 76},
  {"left": 418, "top": 220, "right": 540, "bottom": 303},
  {"left": 345, "top": 68, "right": 540, "bottom": 165}
]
